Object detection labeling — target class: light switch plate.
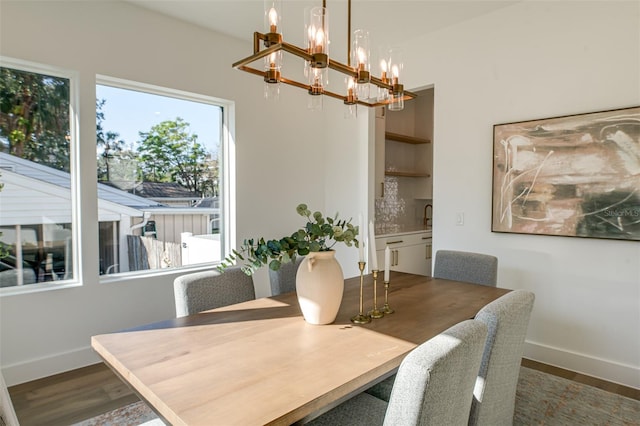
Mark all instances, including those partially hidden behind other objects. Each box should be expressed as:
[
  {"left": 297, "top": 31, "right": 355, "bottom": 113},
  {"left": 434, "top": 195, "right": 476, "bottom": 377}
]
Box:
[{"left": 456, "top": 212, "right": 464, "bottom": 226}]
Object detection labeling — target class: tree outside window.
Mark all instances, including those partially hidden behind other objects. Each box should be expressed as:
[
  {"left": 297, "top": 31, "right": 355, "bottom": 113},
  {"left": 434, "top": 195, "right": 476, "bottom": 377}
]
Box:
[{"left": 0, "top": 64, "right": 75, "bottom": 288}]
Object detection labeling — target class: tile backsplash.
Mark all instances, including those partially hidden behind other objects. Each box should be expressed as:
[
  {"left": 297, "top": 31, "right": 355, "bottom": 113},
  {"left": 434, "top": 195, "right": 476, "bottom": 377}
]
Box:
[{"left": 375, "top": 176, "right": 432, "bottom": 235}]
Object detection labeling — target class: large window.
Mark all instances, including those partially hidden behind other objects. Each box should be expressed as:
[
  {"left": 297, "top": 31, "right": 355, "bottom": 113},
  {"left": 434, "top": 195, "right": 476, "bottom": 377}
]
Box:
[
  {"left": 95, "top": 77, "right": 229, "bottom": 276},
  {"left": 0, "top": 64, "right": 232, "bottom": 290},
  {"left": 0, "top": 59, "right": 78, "bottom": 289}
]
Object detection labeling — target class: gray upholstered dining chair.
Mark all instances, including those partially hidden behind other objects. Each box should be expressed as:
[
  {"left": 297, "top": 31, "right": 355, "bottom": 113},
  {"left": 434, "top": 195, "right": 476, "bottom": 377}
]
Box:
[
  {"left": 173, "top": 266, "right": 256, "bottom": 317},
  {"left": 268, "top": 256, "right": 304, "bottom": 296},
  {"left": 366, "top": 250, "right": 498, "bottom": 403},
  {"left": 468, "top": 289, "right": 535, "bottom": 426},
  {"left": 433, "top": 250, "right": 498, "bottom": 286},
  {"left": 307, "top": 319, "right": 488, "bottom": 426}
]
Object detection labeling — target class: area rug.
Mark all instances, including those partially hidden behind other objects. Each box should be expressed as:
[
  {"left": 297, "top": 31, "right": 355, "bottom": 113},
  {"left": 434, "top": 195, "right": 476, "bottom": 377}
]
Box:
[
  {"left": 514, "top": 367, "right": 639, "bottom": 425},
  {"left": 75, "top": 366, "right": 640, "bottom": 425},
  {"left": 72, "top": 401, "right": 160, "bottom": 426}
]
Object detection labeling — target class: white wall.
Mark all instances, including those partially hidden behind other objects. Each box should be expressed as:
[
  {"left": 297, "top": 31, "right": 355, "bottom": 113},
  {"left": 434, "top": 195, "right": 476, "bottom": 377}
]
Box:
[
  {"left": 0, "top": 0, "right": 364, "bottom": 385},
  {"left": 323, "top": 104, "right": 371, "bottom": 278},
  {"left": 400, "top": 1, "right": 640, "bottom": 388}
]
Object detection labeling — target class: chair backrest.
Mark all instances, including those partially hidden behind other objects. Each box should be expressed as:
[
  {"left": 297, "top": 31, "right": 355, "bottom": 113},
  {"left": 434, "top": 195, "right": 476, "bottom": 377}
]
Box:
[
  {"left": 468, "top": 290, "right": 535, "bottom": 426},
  {"left": 383, "top": 319, "right": 488, "bottom": 426},
  {"left": 1, "top": 371, "right": 19, "bottom": 426},
  {"left": 268, "top": 256, "right": 304, "bottom": 296},
  {"left": 173, "top": 267, "right": 256, "bottom": 317},
  {"left": 433, "top": 250, "right": 498, "bottom": 286}
]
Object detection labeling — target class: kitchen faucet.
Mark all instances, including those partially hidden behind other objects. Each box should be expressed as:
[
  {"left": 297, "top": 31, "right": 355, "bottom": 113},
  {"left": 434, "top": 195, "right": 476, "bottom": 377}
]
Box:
[{"left": 423, "top": 204, "right": 433, "bottom": 227}]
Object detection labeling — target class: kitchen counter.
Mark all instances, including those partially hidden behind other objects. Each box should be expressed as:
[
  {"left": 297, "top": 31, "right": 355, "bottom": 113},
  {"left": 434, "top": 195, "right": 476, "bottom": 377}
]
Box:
[{"left": 376, "top": 225, "right": 432, "bottom": 238}]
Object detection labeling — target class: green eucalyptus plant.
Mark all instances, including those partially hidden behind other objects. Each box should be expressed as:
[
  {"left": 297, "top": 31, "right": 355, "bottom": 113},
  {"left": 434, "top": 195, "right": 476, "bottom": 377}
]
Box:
[{"left": 218, "top": 203, "right": 360, "bottom": 276}]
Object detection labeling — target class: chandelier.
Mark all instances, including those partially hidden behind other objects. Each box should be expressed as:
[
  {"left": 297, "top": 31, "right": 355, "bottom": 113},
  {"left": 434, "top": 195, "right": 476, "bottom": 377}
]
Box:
[{"left": 232, "top": 0, "right": 416, "bottom": 115}]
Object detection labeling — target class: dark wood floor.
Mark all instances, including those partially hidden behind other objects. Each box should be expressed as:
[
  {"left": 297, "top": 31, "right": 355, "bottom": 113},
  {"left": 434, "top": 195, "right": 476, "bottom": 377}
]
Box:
[
  {"left": 8, "top": 358, "right": 640, "bottom": 426},
  {"left": 8, "top": 363, "right": 139, "bottom": 426}
]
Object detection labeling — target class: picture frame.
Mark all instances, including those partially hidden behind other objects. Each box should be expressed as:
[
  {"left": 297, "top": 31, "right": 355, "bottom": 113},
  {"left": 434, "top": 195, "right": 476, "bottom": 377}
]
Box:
[{"left": 492, "top": 106, "right": 640, "bottom": 241}]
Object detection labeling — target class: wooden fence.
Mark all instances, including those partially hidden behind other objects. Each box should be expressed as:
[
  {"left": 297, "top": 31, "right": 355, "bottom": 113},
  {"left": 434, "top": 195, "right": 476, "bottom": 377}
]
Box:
[{"left": 127, "top": 235, "right": 182, "bottom": 271}]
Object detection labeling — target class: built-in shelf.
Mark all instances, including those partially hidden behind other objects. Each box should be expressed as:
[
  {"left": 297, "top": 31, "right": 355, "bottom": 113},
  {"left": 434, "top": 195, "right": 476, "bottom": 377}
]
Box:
[
  {"left": 385, "top": 170, "right": 431, "bottom": 177},
  {"left": 385, "top": 132, "right": 431, "bottom": 145}
]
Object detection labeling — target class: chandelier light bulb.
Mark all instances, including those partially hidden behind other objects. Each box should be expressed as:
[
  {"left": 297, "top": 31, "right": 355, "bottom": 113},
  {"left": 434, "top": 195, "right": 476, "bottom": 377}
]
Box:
[
  {"left": 308, "top": 6, "right": 329, "bottom": 58},
  {"left": 352, "top": 30, "right": 370, "bottom": 70},
  {"left": 308, "top": 72, "right": 324, "bottom": 111},
  {"left": 344, "top": 77, "right": 357, "bottom": 118},
  {"left": 347, "top": 78, "right": 358, "bottom": 103},
  {"left": 315, "top": 28, "right": 325, "bottom": 53},
  {"left": 388, "top": 47, "right": 403, "bottom": 79},
  {"left": 377, "top": 58, "right": 389, "bottom": 101},
  {"left": 268, "top": 8, "right": 278, "bottom": 32},
  {"left": 264, "top": 0, "right": 282, "bottom": 35},
  {"left": 357, "top": 47, "right": 366, "bottom": 65}
]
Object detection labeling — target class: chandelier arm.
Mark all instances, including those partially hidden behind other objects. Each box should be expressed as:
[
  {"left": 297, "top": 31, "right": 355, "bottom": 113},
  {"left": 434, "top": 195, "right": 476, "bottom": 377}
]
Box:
[
  {"left": 280, "top": 41, "right": 314, "bottom": 62},
  {"left": 235, "top": 65, "right": 269, "bottom": 78},
  {"left": 369, "top": 75, "right": 391, "bottom": 90},
  {"left": 234, "top": 63, "right": 417, "bottom": 104},
  {"left": 399, "top": 90, "right": 418, "bottom": 100},
  {"left": 232, "top": 43, "right": 283, "bottom": 69},
  {"left": 327, "top": 59, "right": 358, "bottom": 78},
  {"left": 279, "top": 76, "right": 348, "bottom": 103},
  {"left": 323, "top": 89, "right": 350, "bottom": 102},
  {"left": 279, "top": 76, "right": 310, "bottom": 91}
]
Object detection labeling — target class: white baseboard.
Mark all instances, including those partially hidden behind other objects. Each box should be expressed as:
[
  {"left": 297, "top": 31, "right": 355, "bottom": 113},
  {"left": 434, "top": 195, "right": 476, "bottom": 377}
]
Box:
[
  {"left": 2, "top": 345, "right": 99, "bottom": 386},
  {"left": 524, "top": 340, "right": 640, "bottom": 390}
]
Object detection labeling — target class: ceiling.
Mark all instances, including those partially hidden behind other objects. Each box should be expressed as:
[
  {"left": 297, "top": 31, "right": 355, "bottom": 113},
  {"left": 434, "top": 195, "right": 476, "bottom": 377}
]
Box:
[{"left": 127, "top": 0, "right": 520, "bottom": 60}]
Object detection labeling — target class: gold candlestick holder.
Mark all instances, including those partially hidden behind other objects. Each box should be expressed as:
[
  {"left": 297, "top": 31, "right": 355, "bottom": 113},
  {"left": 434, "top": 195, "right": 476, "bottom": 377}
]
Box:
[
  {"left": 382, "top": 280, "right": 394, "bottom": 314},
  {"left": 368, "top": 270, "right": 384, "bottom": 319},
  {"left": 351, "top": 262, "right": 371, "bottom": 324}
]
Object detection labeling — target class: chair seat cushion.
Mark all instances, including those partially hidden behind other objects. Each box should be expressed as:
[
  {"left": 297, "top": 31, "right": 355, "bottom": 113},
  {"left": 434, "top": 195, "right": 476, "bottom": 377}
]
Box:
[
  {"left": 366, "top": 375, "right": 395, "bottom": 402},
  {"left": 306, "top": 392, "right": 387, "bottom": 426}
]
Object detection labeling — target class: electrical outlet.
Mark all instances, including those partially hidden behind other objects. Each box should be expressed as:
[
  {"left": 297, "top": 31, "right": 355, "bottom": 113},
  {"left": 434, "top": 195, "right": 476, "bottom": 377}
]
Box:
[{"left": 456, "top": 212, "right": 464, "bottom": 226}]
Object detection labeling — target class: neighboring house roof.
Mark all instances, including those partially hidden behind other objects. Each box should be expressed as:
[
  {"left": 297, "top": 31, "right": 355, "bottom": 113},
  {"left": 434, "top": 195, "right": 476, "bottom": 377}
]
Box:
[
  {"left": 102, "top": 180, "right": 198, "bottom": 200},
  {"left": 0, "top": 168, "right": 142, "bottom": 225},
  {"left": 0, "top": 153, "right": 219, "bottom": 223},
  {"left": 193, "top": 197, "right": 219, "bottom": 208},
  {"left": 0, "top": 152, "right": 163, "bottom": 209}
]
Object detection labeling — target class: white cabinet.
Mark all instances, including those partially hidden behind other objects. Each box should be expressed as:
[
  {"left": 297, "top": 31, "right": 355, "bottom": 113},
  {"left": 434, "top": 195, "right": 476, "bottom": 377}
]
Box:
[{"left": 375, "top": 232, "right": 432, "bottom": 276}]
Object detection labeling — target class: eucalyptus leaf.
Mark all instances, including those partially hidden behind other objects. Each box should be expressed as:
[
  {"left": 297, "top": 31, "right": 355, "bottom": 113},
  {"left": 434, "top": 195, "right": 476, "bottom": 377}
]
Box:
[{"left": 217, "top": 203, "right": 360, "bottom": 275}]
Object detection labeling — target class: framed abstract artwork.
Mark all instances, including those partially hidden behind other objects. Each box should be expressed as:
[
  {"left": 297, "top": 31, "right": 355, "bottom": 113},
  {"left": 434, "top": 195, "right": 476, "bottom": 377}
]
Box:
[{"left": 492, "top": 106, "right": 640, "bottom": 241}]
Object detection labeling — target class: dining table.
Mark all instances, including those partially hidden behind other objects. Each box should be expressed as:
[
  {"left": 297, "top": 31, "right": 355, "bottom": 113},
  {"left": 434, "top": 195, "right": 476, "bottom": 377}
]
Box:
[{"left": 91, "top": 271, "right": 511, "bottom": 426}]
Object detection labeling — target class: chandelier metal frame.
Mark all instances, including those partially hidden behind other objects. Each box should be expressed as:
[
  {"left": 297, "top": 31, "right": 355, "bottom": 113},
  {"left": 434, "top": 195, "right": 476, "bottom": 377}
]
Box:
[{"left": 231, "top": 0, "right": 417, "bottom": 108}]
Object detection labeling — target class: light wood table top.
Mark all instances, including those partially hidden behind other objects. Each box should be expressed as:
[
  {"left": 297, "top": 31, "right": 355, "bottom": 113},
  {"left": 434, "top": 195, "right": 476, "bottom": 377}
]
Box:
[{"left": 91, "top": 272, "right": 510, "bottom": 426}]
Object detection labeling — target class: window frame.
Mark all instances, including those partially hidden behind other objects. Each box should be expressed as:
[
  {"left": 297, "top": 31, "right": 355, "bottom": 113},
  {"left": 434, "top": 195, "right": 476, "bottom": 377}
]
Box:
[
  {"left": 95, "top": 75, "right": 235, "bottom": 283},
  {"left": 0, "top": 57, "right": 81, "bottom": 296}
]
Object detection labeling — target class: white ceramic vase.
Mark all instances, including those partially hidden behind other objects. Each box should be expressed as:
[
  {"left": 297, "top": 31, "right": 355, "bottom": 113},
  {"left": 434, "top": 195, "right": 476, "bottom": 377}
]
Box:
[{"left": 295, "top": 251, "right": 344, "bottom": 325}]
